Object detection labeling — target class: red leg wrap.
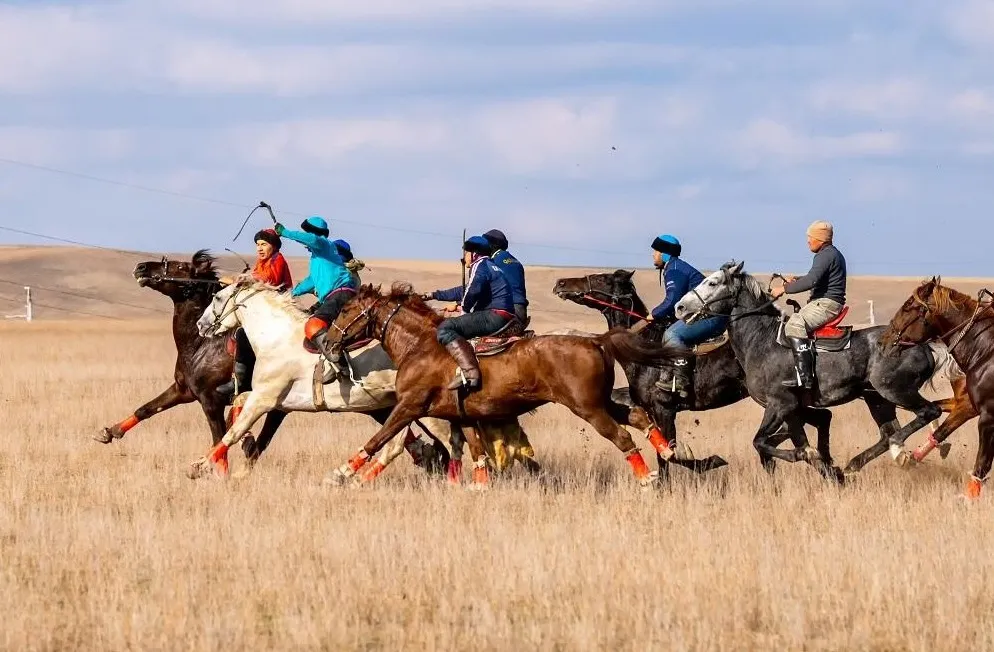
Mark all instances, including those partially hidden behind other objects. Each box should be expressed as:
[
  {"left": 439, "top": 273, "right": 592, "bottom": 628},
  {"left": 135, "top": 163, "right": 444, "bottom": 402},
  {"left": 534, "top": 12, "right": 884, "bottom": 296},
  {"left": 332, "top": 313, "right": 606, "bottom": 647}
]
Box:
[{"left": 625, "top": 451, "right": 651, "bottom": 480}]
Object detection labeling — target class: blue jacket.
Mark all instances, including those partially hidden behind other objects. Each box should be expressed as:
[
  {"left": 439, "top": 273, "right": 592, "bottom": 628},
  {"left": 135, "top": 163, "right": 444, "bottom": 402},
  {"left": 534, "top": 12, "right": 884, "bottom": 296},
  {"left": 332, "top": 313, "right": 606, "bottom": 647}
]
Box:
[
  {"left": 433, "top": 257, "right": 514, "bottom": 313},
  {"left": 489, "top": 249, "right": 527, "bottom": 307},
  {"left": 651, "top": 257, "right": 705, "bottom": 321},
  {"left": 280, "top": 228, "right": 355, "bottom": 300}
]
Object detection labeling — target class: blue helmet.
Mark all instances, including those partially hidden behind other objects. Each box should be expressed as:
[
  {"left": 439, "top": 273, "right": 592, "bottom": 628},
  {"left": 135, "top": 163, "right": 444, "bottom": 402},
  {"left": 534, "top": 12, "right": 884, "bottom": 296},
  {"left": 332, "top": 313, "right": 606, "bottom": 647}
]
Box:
[
  {"left": 463, "top": 235, "right": 492, "bottom": 256},
  {"left": 651, "top": 234, "right": 681, "bottom": 263},
  {"left": 333, "top": 238, "right": 354, "bottom": 261},
  {"left": 301, "top": 215, "right": 330, "bottom": 238}
]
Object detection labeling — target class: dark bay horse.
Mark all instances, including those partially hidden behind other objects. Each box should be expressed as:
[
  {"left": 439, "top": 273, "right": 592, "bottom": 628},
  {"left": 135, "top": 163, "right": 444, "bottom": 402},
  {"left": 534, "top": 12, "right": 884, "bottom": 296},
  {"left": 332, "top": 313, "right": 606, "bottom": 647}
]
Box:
[
  {"left": 554, "top": 270, "right": 836, "bottom": 469},
  {"left": 324, "top": 283, "right": 686, "bottom": 489},
  {"left": 675, "top": 262, "right": 954, "bottom": 481},
  {"left": 95, "top": 250, "right": 289, "bottom": 464},
  {"left": 879, "top": 278, "right": 989, "bottom": 497}
]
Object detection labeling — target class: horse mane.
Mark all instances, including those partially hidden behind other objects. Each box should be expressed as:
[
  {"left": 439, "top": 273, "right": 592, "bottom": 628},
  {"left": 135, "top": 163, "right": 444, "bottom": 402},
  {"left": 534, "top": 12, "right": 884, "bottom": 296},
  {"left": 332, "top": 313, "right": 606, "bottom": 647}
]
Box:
[
  {"left": 242, "top": 279, "right": 310, "bottom": 321},
  {"left": 191, "top": 249, "right": 220, "bottom": 281},
  {"left": 922, "top": 277, "right": 973, "bottom": 314},
  {"left": 386, "top": 282, "right": 444, "bottom": 325}
]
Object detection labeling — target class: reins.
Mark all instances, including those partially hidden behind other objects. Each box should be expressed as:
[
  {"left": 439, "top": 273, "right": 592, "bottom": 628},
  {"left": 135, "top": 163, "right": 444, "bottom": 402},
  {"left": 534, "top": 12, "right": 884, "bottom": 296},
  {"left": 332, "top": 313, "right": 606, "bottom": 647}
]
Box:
[{"left": 905, "top": 287, "right": 994, "bottom": 353}]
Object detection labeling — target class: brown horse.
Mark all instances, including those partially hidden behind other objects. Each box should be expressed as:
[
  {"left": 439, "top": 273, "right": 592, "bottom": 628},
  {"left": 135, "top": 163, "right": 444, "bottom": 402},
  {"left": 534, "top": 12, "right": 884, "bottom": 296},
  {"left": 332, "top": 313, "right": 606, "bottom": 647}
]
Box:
[
  {"left": 94, "top": 250, "right": 289, "bottom": 464},
  {"left": 323, "top": 283, "right": 685, "bottom": 489},
  {"left": 879, "top": 278, "right": 988, "bottom": 497}
]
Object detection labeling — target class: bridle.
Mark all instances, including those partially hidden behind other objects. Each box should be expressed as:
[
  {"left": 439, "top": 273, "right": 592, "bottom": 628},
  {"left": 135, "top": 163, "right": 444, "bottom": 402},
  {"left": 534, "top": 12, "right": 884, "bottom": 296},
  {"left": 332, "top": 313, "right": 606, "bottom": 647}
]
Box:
[
  {"left": 202, "top": 282, "right": 262, "bottom": 336},
  {"left": 329, "top": 298, "right": 404, "bottom": 350},
  {"left": 144, "top": 255, "right": 223, "bottom": 298},
  {"left": 559, "top": 277, "right": 645, "bottom": 326},
  {"left": 893, "top": 286, "right": 994, "bottom": 353},
  {"left": 685, "top": 271, "right": 779, "bottom": 323}
]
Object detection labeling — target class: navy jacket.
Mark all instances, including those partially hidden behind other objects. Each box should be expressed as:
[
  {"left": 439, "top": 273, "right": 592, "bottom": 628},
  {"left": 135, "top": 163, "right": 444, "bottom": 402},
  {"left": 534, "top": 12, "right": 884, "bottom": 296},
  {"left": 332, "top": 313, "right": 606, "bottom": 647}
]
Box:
[
  {"left": 489, "top": 249, "right": 528, "bottom": 307},
  {"left": 433, "top": 257, "right": 514, "bottom": 313},
  {"left": 651, "top": 257, "right": 705, "bottom": 321}
]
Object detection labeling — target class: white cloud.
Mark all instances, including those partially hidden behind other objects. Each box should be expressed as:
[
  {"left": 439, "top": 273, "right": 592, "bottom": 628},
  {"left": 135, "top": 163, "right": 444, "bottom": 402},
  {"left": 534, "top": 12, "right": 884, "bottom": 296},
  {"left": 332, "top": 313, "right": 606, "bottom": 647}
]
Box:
[
  {"left": 736, "top": 119, "right": 903, "bottom": 166},
  {"left": 945, "top": 0, "right": 994, "bottom": 50},
  {"left": 0, "top": 127, "right": 134, "bottom": 165},
  {"left": 807, "top": 78, "right": 925, "bottom": 118}
]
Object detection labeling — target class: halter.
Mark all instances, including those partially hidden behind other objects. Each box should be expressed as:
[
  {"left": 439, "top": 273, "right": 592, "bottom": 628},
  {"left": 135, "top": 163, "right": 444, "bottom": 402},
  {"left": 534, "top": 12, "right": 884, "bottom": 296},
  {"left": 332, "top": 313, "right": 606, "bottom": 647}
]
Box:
[
  {"left": 145, "top": 256, "right": 223, "bottom": 297},
  {"left": 685, "top": 271, "right": 779, "bottom": 322},
  {"left": 331, "top": 298, "right": 404, "bottom": 349},
  {"left": 559, "top": 276, "right": 645, "bottom": 325}
]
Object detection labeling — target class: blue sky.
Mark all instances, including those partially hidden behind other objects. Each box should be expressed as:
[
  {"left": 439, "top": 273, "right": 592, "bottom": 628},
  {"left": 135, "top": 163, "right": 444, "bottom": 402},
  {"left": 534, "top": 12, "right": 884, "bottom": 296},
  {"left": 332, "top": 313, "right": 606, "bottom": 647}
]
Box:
[{"left": 1, "top": 0, "right": 993, "bottom": 275}]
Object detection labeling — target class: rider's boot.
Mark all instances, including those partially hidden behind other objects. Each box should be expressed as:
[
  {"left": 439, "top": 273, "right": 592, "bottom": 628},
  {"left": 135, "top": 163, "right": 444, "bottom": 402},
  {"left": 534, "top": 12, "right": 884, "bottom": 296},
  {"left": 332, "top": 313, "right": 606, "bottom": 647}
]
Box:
[
  {"left": 216, "top": 361, "right": 251, "bottom": 402},
  {"left": 782, "top": 337, "right": 815, "bottom": 389},
  {"left": 311, "top": 328, "right": 351, "bottom": 382},
  {"left": 444, "top": 338, "right": 482, "bottom": 390}
]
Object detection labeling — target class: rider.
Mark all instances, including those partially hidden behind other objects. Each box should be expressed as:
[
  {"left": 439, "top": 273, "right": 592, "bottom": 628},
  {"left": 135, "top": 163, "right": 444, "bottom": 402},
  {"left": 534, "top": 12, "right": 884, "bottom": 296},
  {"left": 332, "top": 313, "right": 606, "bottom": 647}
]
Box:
[
  {"left": 771, "top": 220, "right": 847, "bottom": 389},
  {"left": 333, "top": 239, "right": 366, "bottom": 287},
  {"left": 424, "top": 235, "right": 515, "bottom": 391},
  {"left": 647, "top": 234, "right": 726, "bottom": 399},
  {"left": 216, "top": 229, "right": 294, "bottom": 399},
  {"left": 274, "top": 216, "right": 356, "bottom": 378},
  {"left": 482, "top": 229, "right": 529, "bottom": 325}
]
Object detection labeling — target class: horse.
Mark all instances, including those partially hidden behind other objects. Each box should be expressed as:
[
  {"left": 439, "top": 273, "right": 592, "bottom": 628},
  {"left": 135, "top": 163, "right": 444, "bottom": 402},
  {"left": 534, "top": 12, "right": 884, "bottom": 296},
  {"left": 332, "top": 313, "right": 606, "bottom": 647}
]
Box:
[
  {"left": 675, "top": 261, "right": 955, "bottom": 481},
  {"left": 554, "top": 270, "right": 841, "bottom": 470},
  {"left": 878, "top": 278, "right": 991, "bottom": 497},
  {"left": 317, "top": 282, "right": 688, "bottom": 490},
  {"left": 94, "top": 250, "right": 291, "bottom": 467},
  {"left": 188, "top": 278, "right": 537, "bottom": 482}
]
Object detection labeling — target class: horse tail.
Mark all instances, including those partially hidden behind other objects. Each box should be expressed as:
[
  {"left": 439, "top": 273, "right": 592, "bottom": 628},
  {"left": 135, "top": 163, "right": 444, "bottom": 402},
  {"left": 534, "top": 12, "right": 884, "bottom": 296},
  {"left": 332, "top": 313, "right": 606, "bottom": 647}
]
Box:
[
  {"left": 925, "top": 341, "right": 964, "bottom": 393},
  {"left": 594, "top": 327, "right": 683, "bottom": 369}
]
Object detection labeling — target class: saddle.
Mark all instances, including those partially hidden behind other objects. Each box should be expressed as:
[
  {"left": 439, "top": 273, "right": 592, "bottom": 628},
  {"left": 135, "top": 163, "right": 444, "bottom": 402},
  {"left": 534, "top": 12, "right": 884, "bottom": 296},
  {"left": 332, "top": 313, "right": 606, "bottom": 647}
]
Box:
[
  {"left": 692, "top": 331, "right": 729, "bottom": 356},
  {"left": 469, "top": 317, "right": 535, "bottom": 357},
  {"left": 775, "top": 305, "right": 852, "bottom": 352}
]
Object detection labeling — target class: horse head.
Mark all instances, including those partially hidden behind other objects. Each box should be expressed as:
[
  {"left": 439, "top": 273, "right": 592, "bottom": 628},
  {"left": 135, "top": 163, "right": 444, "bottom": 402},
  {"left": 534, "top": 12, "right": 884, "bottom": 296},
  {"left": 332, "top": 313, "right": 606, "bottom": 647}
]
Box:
[
  {"left": 134, "top": 249, "right": 220, "bottom": 301},
  {"left": 878, "top": 276, "right": 946, "bottom": 350},
  {"left": 675, "top": 260, "right": 747, "bottom": 323},
  {"left": 328, "top": 282, "right": 442, "bottom": 353}
]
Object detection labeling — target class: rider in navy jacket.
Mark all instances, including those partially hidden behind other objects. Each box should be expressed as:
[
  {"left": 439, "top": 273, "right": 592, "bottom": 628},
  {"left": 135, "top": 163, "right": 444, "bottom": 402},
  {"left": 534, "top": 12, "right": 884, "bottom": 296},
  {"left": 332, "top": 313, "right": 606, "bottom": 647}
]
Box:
[
  {"left": 651, "top": 256, "right": 705, "bottom": 322},
  {"left": 483, "top": 229, "right": 528, "bottom": 323}
]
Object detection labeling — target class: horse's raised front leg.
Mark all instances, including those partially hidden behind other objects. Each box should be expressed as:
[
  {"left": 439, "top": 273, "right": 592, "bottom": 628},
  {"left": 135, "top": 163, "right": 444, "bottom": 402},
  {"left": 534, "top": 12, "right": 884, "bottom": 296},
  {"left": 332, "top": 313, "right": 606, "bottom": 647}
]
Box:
[
  {"left": 95, "top": 382, "right": 194, "bottom": 444},
  {"left": 324, "top": 401, "right": 420, "bottom": 487},
  {"left": 752, "top": 404, "right": 809, "bottom": 470},
  {"left": 843, "top": 392, "right": 900, "bottom": 475},
  {"left": 912, "top": 377, "right": 977, "bottom": 463},
  {"left": 570, "top": 404, "right": 656, "bottom": 488},
  {"left": 188, "top": 391, "right": 278, "bottom": 479}
]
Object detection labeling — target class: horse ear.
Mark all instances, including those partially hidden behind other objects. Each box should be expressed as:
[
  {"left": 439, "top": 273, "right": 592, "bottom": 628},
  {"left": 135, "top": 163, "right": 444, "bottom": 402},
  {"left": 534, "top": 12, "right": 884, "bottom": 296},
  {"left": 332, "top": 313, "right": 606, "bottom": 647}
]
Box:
[{"left": 731, "top": 260, "right": 745, "bottom": 275}]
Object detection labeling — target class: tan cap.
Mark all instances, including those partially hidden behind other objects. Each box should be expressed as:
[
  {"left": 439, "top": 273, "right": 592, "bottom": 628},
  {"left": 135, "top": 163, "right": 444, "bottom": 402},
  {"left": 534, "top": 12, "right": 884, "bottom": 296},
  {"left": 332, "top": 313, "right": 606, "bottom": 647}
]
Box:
[{"left": 806, "top": 220, "right": 833, "bottom": 243}]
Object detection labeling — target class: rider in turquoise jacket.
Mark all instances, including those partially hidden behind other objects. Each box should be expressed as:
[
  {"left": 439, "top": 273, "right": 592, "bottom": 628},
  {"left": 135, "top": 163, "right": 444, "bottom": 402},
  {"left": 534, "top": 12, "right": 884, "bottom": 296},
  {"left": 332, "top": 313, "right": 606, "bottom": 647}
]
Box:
[{"left": 275, "top": 216, "right": 356, "bottom": 378}]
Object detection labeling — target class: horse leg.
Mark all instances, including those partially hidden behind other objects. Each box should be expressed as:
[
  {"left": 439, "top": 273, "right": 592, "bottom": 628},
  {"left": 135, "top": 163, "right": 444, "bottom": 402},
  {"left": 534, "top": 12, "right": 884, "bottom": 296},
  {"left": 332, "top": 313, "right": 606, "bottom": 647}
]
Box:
[
  {"left": 199, "top": 395, "right": 228, "bottom": 448},
  {"left": 964, "top": 408, "right": 994, "bottom": 499},
  {"left": 361, "top": 434, "right": 409, "bottom": 484},
  {"left": 95, "top": 382, "right": 194, "bottom": 443},
  {"left": 913, "top": 378, "right": 977, "bottom": 462},
  {"left": 572, "top": 406, "right": 657, "bottom": 487},
  {"left": 610, "top": 399, "right": 670, "bottom": 483},
  {"left": 188, "top": 392, "right": 277, "bottom": 479},
  {"left": 506, "top": 420, "right": 541, "bottom": 475},
  {"left": 447, "top": 422, "right": 466, "bottom": 484},
  {"left": 875, "top": 389, "right": 944, "bottom": 465},
  {"left": 324, "top": 402, "right": 419, "bottom": 487},
  {"left": 752, "top": 403, "right": 808, "bottom": 470},
  {"left": 461, "top": 423, "right": 492, "bottom": 490},
  {"left": 801, "top": 407, "right": 834, "bottom": 466},
  {"left": 843, "top": 392, "right": 900, "bottom": 475},
  {"left": 241, "top": 411, "right": 288, "bottom": 466},
  {"left": 785, "top": 413, "right": 843, "bottom": 483}
]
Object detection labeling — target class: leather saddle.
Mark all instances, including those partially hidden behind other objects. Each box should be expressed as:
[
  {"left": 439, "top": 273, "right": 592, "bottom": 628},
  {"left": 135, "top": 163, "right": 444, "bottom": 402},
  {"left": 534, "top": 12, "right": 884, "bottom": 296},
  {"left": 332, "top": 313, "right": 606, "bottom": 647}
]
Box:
[
  {"left": 692, "top": 331, "right": 730, "bottom": 356},
  {"left": 775, "top": 305, "right": 852, "bottom": 352},
  {"left": 470, "top": 317, "right": 534, "bottom": 357}
]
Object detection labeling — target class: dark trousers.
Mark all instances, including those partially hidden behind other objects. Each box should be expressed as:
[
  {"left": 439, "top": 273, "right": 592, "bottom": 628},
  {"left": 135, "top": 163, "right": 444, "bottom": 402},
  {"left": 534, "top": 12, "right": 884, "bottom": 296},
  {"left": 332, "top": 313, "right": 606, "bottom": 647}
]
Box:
[
  {"left": 436, "top": 310, "right": 511, "bottom": 345},
  {"left": 514, "top": 304, "right": 528, "bottom": 324},
  {"left": 312, "top": 287, "right": 357, "bottom": 327},
  {"left": 233, "top": 328, "right": 255, "bottom": 365}
]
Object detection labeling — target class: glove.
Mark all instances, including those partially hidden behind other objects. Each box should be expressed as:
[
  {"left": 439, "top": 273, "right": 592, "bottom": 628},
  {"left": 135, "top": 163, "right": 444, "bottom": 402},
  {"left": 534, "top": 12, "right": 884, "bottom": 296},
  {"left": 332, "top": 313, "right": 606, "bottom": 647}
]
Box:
[
  {"left": 274, "top": 223, "right": 285, "bottom": 236},
  {"left": 421, "top": 292, "right": 434, "bottom": 301}
]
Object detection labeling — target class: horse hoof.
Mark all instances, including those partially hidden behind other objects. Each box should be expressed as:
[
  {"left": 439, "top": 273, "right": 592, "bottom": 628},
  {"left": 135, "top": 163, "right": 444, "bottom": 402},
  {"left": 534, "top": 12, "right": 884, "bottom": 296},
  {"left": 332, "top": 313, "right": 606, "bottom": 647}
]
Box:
[
  {"left": 322, "top": 469, "right": 350, "bottom": 488},
  {"left": 939, "top": 442, "right": 953, "bottom": 460},
  {"left": 894, "top": 450, "right": 918, "bottom": 469},
  {"left": 186, "top": 458, "right": 212, "bottom": 480},
  {"left": 467, "top": 482, "right": 490, "bottom": 493},
  {"left": 831, "top": 466, "right": 846, "bottom": 486},
  {"left": 93, "top": 428, "right": 114, "bottom": 444},
  {"left": 241, "top": 435, "right": 258, "bottom": 461},
  {"left": 843, "top": 469, "right": 859, "bottom": 484}
]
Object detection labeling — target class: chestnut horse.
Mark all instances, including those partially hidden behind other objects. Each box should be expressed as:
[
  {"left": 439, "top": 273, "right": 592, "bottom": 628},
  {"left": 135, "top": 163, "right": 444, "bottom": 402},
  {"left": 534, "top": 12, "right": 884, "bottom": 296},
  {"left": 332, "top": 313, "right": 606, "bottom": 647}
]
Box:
[
  {"left": 323, "top": 283, "right": 686, "bottom": 489},
  {"left": 879, "top": 278, "right": 988, "bottom": 497}
]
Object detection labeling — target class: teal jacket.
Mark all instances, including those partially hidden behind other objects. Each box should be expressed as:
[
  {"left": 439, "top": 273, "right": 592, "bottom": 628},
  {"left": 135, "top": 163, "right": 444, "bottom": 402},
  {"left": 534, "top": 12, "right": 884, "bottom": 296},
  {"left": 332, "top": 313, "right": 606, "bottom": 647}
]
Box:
[{"left": 279, "top": 228, "right": 354, "bottom": 300}]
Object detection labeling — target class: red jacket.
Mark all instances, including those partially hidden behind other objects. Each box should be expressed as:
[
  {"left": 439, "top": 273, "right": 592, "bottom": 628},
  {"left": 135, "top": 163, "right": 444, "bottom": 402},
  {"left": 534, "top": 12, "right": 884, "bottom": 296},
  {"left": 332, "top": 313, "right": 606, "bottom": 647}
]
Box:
[{"left": 253, "top": 253, "right": 293, "bottom": 292}]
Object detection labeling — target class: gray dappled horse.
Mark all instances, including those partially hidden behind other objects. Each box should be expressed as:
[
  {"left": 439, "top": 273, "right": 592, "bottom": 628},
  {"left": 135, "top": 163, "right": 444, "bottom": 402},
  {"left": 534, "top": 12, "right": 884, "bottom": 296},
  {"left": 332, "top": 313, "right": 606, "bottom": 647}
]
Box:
[{"left": 676, "top": 261, "right": 950, "bottom": 481}]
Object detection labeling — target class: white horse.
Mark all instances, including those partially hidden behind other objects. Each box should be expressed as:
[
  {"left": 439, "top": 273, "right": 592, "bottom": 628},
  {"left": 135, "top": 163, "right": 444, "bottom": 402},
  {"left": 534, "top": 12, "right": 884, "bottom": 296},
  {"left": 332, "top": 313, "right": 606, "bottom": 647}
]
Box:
[
  {"left": 189, "top": 279, "right": 535, "bottom": 481},
  {"left": 188, "top": 279, "right": 448, "bottom": 481}
]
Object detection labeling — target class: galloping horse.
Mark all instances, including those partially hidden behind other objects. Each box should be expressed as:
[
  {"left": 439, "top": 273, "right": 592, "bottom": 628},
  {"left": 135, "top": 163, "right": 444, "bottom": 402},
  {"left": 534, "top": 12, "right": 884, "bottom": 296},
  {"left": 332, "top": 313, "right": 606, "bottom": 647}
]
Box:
[
  {"left": 189, "top": 279, "right": 534, "bottom": 481},
  {"left": 320, "top": 283, "right": 686, "bottom": 489},
  {"left": 95, "top": 250, "right": 289, "bottom": 466},
  {"left": 675, "top": 262, "right": 957, "bottom": 481},
  {"left": 554, "top": 270, "right": 838, "bottom": 470},
  {"left": 878, "top": 278, "right": 989, "bottom": 497}
]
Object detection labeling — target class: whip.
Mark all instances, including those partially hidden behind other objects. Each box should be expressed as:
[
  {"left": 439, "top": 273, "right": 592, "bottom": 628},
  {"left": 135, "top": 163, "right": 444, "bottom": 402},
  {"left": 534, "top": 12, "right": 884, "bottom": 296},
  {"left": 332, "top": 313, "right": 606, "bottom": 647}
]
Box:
[{"left": 232, "top": 201, "right": 279, "bottom": 242}]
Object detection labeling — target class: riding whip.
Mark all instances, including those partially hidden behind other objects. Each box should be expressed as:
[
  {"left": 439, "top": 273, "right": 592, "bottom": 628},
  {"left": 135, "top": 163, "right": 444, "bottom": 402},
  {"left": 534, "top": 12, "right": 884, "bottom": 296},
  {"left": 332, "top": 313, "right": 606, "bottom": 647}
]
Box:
[
  {"left": 460, "top": 227, "right": 467, "bottom": 295},
  {"left": 232, "top": 201, "right": 279, "bottom": 242}
]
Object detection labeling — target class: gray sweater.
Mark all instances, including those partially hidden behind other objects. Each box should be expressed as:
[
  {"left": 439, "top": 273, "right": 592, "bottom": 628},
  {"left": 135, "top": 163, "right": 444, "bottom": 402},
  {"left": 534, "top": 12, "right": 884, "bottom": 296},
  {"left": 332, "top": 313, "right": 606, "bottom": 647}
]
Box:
[{"left": 784, "top": 244, "right": 847, "bottom": 304}]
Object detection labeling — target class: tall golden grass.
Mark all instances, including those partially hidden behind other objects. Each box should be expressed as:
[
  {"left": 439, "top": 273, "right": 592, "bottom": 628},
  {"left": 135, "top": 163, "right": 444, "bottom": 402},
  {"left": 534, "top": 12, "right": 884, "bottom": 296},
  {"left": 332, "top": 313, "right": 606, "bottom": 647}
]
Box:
[{"left": 1, "top": 319, "right": 991, "bottom": 651}]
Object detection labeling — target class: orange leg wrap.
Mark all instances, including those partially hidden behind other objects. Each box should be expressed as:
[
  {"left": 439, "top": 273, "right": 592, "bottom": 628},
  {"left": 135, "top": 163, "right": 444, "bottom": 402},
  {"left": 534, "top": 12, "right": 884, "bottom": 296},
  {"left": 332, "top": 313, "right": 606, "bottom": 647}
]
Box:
[
  {"left": 472, "top": 463, "right": 489, "bottom": 486},
  {"left": 118, "top": 415, "right": 140, "bottom": 434},
  {"left": 447, "top": 459, "right": 463, "bottom": 485},
  {"left": 346, "top": 449, "right": 370, "bottom": 474},
  {"left": 646, "top": 427, "right": 672, "bottom": 456},
  {"left": 625, "top": 450, "right": 651, "bottom": 480},
  {"left": 360, "top": 460, "right": 387, "bottom": 483},
  {"left": 209, "top": 443, "right": 230, "bottom": 477},
  {"left": 227, "top": 405, "right": 243, "bottom": 428},
  {"left": 965, "top": 476, "right": 983, "bottom": 499},
  {"left": 912, "top": 432, "right": 939, "bottom": 463}
]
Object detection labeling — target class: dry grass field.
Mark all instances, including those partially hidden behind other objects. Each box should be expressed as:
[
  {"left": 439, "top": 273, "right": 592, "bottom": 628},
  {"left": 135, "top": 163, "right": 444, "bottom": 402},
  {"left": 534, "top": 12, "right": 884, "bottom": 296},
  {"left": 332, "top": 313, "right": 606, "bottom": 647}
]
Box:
[{"left": 2, "top": 249, "right": 994, "bottom": 650}]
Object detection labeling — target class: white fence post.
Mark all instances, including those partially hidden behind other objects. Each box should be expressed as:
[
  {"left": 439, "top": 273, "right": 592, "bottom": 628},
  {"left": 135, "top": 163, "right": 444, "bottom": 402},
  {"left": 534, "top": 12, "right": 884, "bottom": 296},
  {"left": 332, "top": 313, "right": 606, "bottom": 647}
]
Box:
[
  {"left": 867, "top": 300, "right": 875, "bottom": 326},
  {"left": 5, "top": 286, "right": 32, "bottom": 322}
]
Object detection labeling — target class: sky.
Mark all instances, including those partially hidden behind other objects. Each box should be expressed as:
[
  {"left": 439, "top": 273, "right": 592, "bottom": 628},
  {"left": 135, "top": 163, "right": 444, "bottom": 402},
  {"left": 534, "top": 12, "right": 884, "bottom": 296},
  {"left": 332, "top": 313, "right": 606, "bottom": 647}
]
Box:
[{"left": 1, "top": 0, "right": 994, "bottom": 275}]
